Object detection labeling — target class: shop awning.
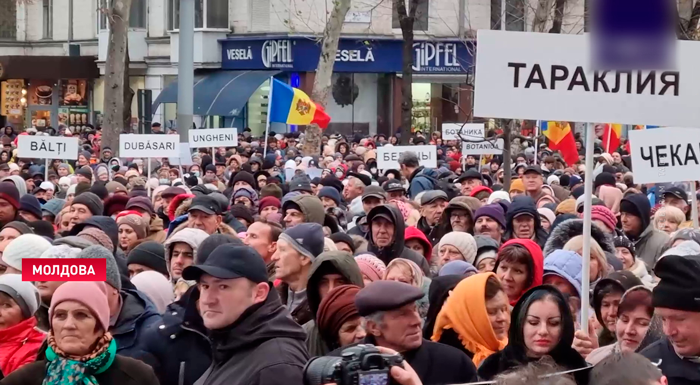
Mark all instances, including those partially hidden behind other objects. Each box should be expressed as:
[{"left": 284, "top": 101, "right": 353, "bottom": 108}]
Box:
[{"left": 152, "top": 70, "right": 279, "bottom": 116}]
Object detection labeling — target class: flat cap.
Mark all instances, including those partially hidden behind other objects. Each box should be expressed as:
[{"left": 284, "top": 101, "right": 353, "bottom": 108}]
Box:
[
  {"left": 420, "top": 190, "right": 448, "bottom": 206},
  {"left": 355, "top": 280, "right": 424, "bottom": 316},
  {"left": 362, "top": 185, "right": 387, "bottom": 201}
]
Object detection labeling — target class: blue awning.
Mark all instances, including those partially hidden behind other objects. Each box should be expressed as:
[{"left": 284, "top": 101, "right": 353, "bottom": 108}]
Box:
[{"left": 152, "top": 70, "right": 280, "bottom": 116}]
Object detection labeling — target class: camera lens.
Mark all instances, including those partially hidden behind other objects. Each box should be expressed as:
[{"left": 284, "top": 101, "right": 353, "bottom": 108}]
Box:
[{"left": 303, "top": 356, "right": 341, "bottom": 385}]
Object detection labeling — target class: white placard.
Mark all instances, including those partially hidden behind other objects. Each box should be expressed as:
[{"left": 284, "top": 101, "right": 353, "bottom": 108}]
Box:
[
  {"left": 168, "top": 142, "right": 194, "bottom": 166},
  {"left": 629, "top": 127, "right": 700, "bottom": 184},
  {"left": 377, "top": 145, "right": 437, "bottom": 170},
  {"left": 119, "top": 134, "right": 179, "bottom": 158},
  {"left": 462, "top": 138, "right": 505, "bottom": 155},
  {"left": 474, "top": 30, "right": 700, "bottom": 127},
  {"left": 17, "top": 136, "right": 80, "bottom": 160},
  {"left": 442, "top": 123, "right": 484, "bottom": 141},
  {"left": 189, "top": 128, "right": 238, "bottom": 148}
]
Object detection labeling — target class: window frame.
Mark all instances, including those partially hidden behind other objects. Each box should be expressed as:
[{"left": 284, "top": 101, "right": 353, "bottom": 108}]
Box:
[
  {"left": 167, "top": 0, "right": 229, "bottom": 31},
  {"left": 43, "top": 0, "right": 53, "bottom": 39}
]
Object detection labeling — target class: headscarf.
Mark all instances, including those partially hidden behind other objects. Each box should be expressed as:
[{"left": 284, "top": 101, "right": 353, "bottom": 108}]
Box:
[
  {"left": 130, "top": 271, "right": 174, "bottom": 313},
  {"left": 384, "top": 258, "right": 430, "bottom": 319},
  {"left": 431, "top": 273, "right": 508, "bottom": 366},
  {"left": 43, "top": 333, "right": 116, "bottom": 385},
  {"left": 598, "top": 185, "right": 623, "bottom": 214}
]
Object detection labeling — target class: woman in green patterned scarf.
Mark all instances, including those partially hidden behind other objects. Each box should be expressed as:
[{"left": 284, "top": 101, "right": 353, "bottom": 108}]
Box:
[{"left": 1, "top": 281, "right": 158, "bottom": 385}]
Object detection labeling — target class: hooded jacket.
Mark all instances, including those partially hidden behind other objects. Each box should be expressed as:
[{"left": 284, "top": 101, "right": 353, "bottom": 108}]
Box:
[
  {"left": 163, "top": 228, "right": 209, "bottom": 279},
  {"left": 543, "top": 250, "right": 584, "bottom": 298},
  {"left": 302, "top": 251, "right": 364, "bottom": 356},
  {"left": 194, "top": 287, "right": 308, "bottom": 385},
  {"left": 408, "top": 166, "right": 439, "bottom": 199},
  {"left": 431, "top": 198, "right": 475, "bottom": 243},
  {"left": 0, "top": 317, "right": 45, "bottom": 375},
  {"left": 111, "top": 289, "right": 163, "bottom": 362},
  {"left": 366, "top": 205, "right": 431, "bottom": 275},
  {"left": 544, "top": 218, "right": 623, "bottom": 271},
  {"left": 591, "top": 271, "right": 643, "bottom": 346},
  {"left": 621, "top": 194, "right": 669, "bottom": 271},
  {"left": 283, "top": 195, "right": 325, "bottom": 225},
  {"left": 504, "top": 196, "right": 549, "bottom": 249},
  {"left": 498, "top": 239, "right": 544, "bottom": 306},
  {"left": 141, "top": 287, "right": 211, "bottom": 385},
  {"left": 478, "top": 286, "right": 589, "bottom": 385},
  {"left": 404, "top": 226, "right": 433, "bottom": 260},
  {"left": 422, "top": 275, "right": 465, "bottom": 339}
]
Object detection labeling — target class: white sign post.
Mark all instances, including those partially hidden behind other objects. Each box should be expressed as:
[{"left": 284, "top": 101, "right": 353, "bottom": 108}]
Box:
[
  {"left": 17, "top": 136, "right": 80, "bottom": 180},
  {"left": 461, "top": 138, "right": 505, "bottom": 155},
  {"left": 474, "top": 30, "right": 700, "bottom": 127},
  {"left": 188, "top": 128, "right": 238, "bottom": 148},
  {"left": 120, "top": 134, "right": 179, "bottom": 197},
  {"left": 377, "top": 145, "right": 437, "bottom": 170},
  {"left": 442, "top": 123, "right": 485, "bottom": 141}
]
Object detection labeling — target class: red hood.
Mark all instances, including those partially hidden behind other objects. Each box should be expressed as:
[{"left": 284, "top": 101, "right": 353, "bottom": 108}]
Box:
[
  {"left": 500, "top": 238, "right": 544, "bottom": 305},
  {"left": 168, "top": 193, "right": 195, "bottom": 221},
  {"left": 404, "top": 226, "right": 433, "bottom": 259}
]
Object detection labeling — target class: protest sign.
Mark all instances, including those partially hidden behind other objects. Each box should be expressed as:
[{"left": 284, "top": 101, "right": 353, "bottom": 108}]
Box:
[
  {"left": 473, "top": 30, "right": 700, "bottom": 127},
  {"left": 189, "top": 128, "right": 238, "bottom": 148},
  {"left": 442, "top": 123, "right": 484, "bottom": 141},
  {"left": 628, "top": 127, "right": 700, "bottom": 184},
  {"left": 120, "top": 134, "right": 179, "bottom": 158},
  {"left": 462, "top": 138, "right": 504, "bottom": 155},
  {"left": 377, "top": 145, "right": 437, "bottom": 170},
  {"left": 168, "top": 142, "right": 194, "bottom": 166},
  {"left": 17, "top": 136, "right": 80, "bottom": 160}
]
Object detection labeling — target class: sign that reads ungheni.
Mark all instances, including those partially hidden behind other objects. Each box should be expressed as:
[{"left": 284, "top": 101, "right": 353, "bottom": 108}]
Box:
[
  {"left": 119, "top": 134, "right": 179, "bottom": 158},
  {"left": 377, "top": 145, "right": 437, "bottom": 170},
  {"left": 189, "top": 128, "right": 238, "bottom": 148}
]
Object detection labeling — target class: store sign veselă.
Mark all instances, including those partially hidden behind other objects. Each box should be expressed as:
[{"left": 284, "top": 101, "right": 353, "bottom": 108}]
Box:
[{"left": 221, "top": 37, "right": 472, "bottom": 73}]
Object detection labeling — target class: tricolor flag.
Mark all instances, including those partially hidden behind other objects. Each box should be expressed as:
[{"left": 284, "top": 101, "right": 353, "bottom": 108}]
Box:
[
  {"left": 602, "top": 124, "right": 622, "bottom": 153},
  {"left": 541, "top": 121, "right": 579, "bottom": 166},
  {"left": 269, "top": 78, "right": 331, "bottom": 129}
]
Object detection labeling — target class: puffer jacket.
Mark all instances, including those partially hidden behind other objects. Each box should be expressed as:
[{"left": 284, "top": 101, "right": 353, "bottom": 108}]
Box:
[
  {"left": 408, "top": 166, "right": 438, "bottom": 199},
  {"left": 543, "top": 250, "right": 583, "bottom": 298},
  {"left": 0, "top": 317, "right": 45, "bottom": 375},
  {"left": 111, "top": 289, "right": 163, "bottom": 362},
  {"left": 544, "top": 218, "right": 623, "bottom": 271}
]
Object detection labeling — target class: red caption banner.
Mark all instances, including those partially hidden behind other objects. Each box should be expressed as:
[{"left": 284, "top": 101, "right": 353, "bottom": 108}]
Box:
[{"left": 22, "top": 259, "right": 107, "bottom": 282}]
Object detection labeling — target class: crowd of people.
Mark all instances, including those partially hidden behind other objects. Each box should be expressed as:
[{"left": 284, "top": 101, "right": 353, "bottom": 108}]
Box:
[{"left": 0, "top": 123, "right": 696, "bottom": 385}]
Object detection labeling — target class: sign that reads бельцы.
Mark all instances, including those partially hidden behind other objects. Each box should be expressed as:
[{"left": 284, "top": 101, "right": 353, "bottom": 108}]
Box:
[
  {"left": 189, "top": 128, "right": 238, "bottom": 148},
  {"left": 629, "top": 128, "right": 700, "bottom": 184},
  {"left": 474, "top": 30, "right": 700, "bottom": 127},
  {"left": 377, "top": 145, "right": 437, "bottom": 170},
  {"left": 119, "top": 134, "right": 179, "bottom": 158}
]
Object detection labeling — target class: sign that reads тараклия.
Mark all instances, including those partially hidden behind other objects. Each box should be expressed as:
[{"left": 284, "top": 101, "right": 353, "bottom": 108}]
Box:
[
  {"left": 629, "top": 127, "right": 700, "bottom": 184},
  {"left": 377, "top": 145, "right": 437, "bottom": 170},
  {"left": 18, "top": 136, "right": 80, "bottom": 160},
  {"left": 189, "top": 128, "right": 238, "bottom": 148},
  {"left": 119, "top": 134, "right": 179, "bottom": 158}
]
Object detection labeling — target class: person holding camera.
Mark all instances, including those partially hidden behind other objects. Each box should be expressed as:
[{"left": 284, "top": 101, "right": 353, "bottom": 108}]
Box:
[{"left": 327, "top": 280, "right": 477, "bottom": 385}]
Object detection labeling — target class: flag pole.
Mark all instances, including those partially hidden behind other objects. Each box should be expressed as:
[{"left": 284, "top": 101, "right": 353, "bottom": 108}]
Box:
[
  {"left": 263, "top": 77, "right": 274, "bottom": 158},
  {"left": 580, "top": 121, "right": 595, "bottom": 334},
  {"left": 533, "top": 121, "right": 540, "bottom": 165},
  {"left": 605, "top": 124, "right": 612, "bottom": 153}
]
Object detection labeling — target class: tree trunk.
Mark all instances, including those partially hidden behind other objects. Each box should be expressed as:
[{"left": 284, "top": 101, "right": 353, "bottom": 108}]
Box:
[
  {"left": 532, "top": 0, "right": 553, "bottom": 32},
  {"left": 397, "top": 0, "right": 418, "bottom": 145},
  {"left": 502, "top": 120, "right": 512, "bottom": 190},
  {"left": 549, "top": 0, "right": 567, "bottom": 33},
  {"left": 102, "top": 0, "right": 133, "bottom": 156},
  {"left": 301, "top": 0, "right": 351, "bottom": 156},
  {"left": 679, "top": 0, "right": 700, "bottom": 40}
]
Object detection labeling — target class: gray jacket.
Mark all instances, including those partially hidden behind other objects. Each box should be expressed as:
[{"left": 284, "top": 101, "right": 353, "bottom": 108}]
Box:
[{"left": 634, "top": 224, "right": 669, "bottom": 272}]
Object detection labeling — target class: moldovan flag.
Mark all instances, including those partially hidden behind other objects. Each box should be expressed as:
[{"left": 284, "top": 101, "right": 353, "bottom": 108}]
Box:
[
  {"left": 541, "top": 121, "right": 579, "bottom": 166},
  {"left": 269, "top": 78, "right": 331, "bottom": 128},
  {"left": 602, "top": 124, "right": 622, "bottom": 153}
]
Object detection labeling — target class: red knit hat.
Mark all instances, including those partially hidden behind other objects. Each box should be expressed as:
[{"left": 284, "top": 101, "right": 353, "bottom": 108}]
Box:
[
  {"left": 258, "top": 196, "right": 281, "bottom": 214},
  {"left": 316, "top": 285, "right": 362, "bottom": 346},
  {"left": 591, "top": 205, "right": 618, "bottom": 232},
  {"left": 0, "top": 181, "right": 19, "bottom": 209}
]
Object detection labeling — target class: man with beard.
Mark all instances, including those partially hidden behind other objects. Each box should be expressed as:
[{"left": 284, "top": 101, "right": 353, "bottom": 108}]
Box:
[{"left": 473, "top": 204, "right": 506, "bottom": 245}]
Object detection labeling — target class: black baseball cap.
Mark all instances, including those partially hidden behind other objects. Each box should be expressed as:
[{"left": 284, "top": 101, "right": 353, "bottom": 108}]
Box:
[
  {"left": 183, "top": 244, "right": 268, "bottom": 283},
  {"left": 383, "top": 180, "right": 404, "bottom": 193},
  {"left": 662, "top": 186, "right": 689, "bottom": 203},
  {"left": 188, "top": 195, "right": 222, "bottom": 215},
  {"left": 347, "top": 172, "right": 371, "bottom": 187},
  {"left": 523, "top": 166, "right": 543, "bottom": 175}
]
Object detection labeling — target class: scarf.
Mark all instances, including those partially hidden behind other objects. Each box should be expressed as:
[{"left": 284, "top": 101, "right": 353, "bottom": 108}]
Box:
[
  {"left": 43, "top": 332, "right": 116, "bottom": 385},
  {"left": 431, "top": 273, "right": 508, "bottom": 367}
]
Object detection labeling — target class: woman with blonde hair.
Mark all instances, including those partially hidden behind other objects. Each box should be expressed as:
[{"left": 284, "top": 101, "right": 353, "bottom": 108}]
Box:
[
  {"left": 384, "top": 258, "right": 431, "bottom": 319},
  {"left": 563, "top": 235, "right": 610, "bottom": 284},
  {"left": 653, "top": 205, "right": 685, "bottom": 234}
]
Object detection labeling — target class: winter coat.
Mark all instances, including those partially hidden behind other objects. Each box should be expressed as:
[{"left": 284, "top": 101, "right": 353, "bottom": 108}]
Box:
[
  {"left": 499, "top": 239, "right": 544, "bottom": 306},
  {"left": 194, "top": 287, "right": 308, "bottom": 385},
  {"left": 141, "top": 287, "right": 211, "bottom": 385},
  {"left": 277, "top": 283, "right": 312, "bottom": 326},
  {"left": 1, "top": 355, "right": 159, "bottom": 385},
  {"left": 163, "top": 228, "right": 209, "bottom": 279},
  {"left": 503, "top": 196, "right": 549, "bottom": 249},
  {"left": 621, "top": 194, "right": 669, "bottom": 271},
  {"left": 543, "top": 218, "right": 623, "bottom": 271},
  {"left": 628, "top": 258, "right": 655, "bottom": 287},
  {"left": 408, "top": 166, "right": 438, "bottom": 199},
  {"left": 642, "top": 338, "right": 700, "bottom": 385},
  {"left": 478, "top": 286, "right": 589, "bottom": 385},
  {"left": 416, "top": 216, "right": 442, "bottom": 246},
  {"left": 543, "top": 250, "right": 584, "bottom": 298},
  {"left": 285, "top": 195, "right": 325, "bottom": 226},
  {"left": 112, "top": 289, "right": 163, "bottom": 362},
  {"left": 328, "top": 335, "right": 477, "bottom": 385},
  {"left": 422, "top": 275, "right": 465, "bottom": 339},
  {"left": 431, "top": 198, "right": 475, "bottom": 243},
  {"left": 302, "top": 251, "right": 365, "bottom": 356},
  {"left": 0, "top": 317, "right": 45, "bottom": 375},
  {"left": 366, "top": 204, "right": 431, "bottom": 275}
]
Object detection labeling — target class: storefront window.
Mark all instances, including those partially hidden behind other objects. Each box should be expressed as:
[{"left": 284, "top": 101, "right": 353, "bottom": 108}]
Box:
[
  {"left": 168, "top": 0, "right": 228, "bottom": 30},
  {"left": 325, "top": 73, "right": 379, "bottom": 136},
  {"left": 412, "top": 81, "right": 465, "bottom": 133},
  {"left": 392, "top": 0, "right": 428, "bottom": 30},
  {"left": 59, "top": 79, "right": 90, "bottom": 131}
]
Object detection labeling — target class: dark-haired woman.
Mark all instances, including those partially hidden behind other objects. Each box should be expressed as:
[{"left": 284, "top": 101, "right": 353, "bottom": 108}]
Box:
[
  {"left": 495, "top": 239, "right": 544, "bottom": 305},
  {"left": 478, "top": 286, "right": 589, "bottom": 385}
]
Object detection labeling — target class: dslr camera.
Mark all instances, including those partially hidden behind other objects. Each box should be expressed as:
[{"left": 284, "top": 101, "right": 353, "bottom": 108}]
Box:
[{"left": 303, "top": 344, "right": 404, "bottom": 385}]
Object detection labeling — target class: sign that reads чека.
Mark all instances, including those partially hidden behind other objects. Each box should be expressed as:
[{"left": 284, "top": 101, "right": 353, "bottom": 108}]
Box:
[
  {"left": 629, "top": 128, "right": 700, "bottom": 184},
  {"left": 442, "top": 123, "right": 484, "bottom": 141},
  {"left": 119, "top": 134, "right": 179, "bottom": 158},
  {"left": 189, "top": 128, "right": 238, "bottom": 148},
  {"left": 377, "top": 145, "right": 437, "bottom": 170},
  {"left": 473, "top": 30, "right": 700, "bottom": 127},
  {"left": 17, "top": 136, "right": 80, "bottom": 160}
]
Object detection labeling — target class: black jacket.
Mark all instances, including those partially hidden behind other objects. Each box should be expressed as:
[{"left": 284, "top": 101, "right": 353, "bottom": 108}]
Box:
[
  {"left": 329, "top": 335, "right": 477, "bottom": 385},
  {"left": 503, "top": 196, "right": 549, "bottom": 249},
  {"left": 422, "top": 275, "right": 466, "bottom": 340},
  {"left": 141, "top": 287, "right": 211, "bottom": 385},
  {"left": 416, "top": 216, "right": 441, "bottom": 246},
  {"left": 366, "top": 205, "right": 430, "bottom": 275},
  {"left": 112, "top": 289, "right": 163, "bottom": 362},
  {"left": 641, "top": 338, "right": 700, "bottom": 385},
  {"left": 194, "top": 286, "right": 308, "bottom": 385}
]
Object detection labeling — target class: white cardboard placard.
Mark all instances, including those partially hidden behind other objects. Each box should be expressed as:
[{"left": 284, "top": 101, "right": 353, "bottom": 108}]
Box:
[
  {"left": 474, "top": 30, "right": 700, "bottom": 127},
  {"left": 377, "top": 145, "right": 437, "bottom": 170},
  {"left": 442, "top": 123, "right": 484, "bottom": 141},
  {"left": 119, "top": 134, "right": 179, "bottom": 158},
  {"left": 188, "top": 128, "right": 238, "bottom": 148},
  {"left": 629, "top": 127, "right": 700, "bottom": 184},
  {"left": 462, "top": 138, "right": 505, "bottom": 155},
  {"left": 17, "top": 136, "right": 80, "bottom": 160},
  {"left": 168, "top": 142, "right": 194, "bottom": 166}
]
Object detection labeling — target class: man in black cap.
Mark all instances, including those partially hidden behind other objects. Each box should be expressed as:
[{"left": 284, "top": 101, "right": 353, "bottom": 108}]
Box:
[
  {"left": 662, "top": 186, "right": 692, "bottom": 228},
  {"left": 416, "top": 190, "right": 448, "bottom": 245},
  {"left": 455, "top": 169, "right": 483, "bottom": 196},
  {"left": 641, "top": 253, "right": 700, "bottom": 385},
  {"left": 347, "top": 186, "right": 386, "bottom": 237},
  {"left": 182, "top": 244, "right": 308, "bottom": 385},
  {"left": 383, "top": 180, "right": 405, "bottom": 201},
  {"left": 329, "top": 280, "right": 477, "bottom": 385},
  {"left": 522, "top": 165, "right": 556, "bottom": 207},
  {"left": 367, "top": 204, "right": 430, "bottom": 275},
  {"left": 185, "top": 195, "right": 236, "bottom": 236}
]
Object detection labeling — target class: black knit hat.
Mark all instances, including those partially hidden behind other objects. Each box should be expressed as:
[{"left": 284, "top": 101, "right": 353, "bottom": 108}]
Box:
[
  {"left": 75, "top": 182, "right": 92, "bottom": 197},
  {"left": 126, "top": 241, "right": 168, "bottom": 277},
  {"left": 19, "top": 194, "right": 42, "bottom": 219},
  {"left": 232, "top": 171, "right": 256, "bottom": 190},
  {"left": 329, "top": 232, "right": 356, "bottom": 253},
  {"left": 0, "top": 181, "right": 19, "bottom": 209},
  {"left": 72, "top": 192, "right": 104, "bottom": 216},
  {"left": 613, "top": 234, "right": 635, "bottom": 258},
  {"left": 653, "top": 254, "right": 700, "bottom": 312},
  {"left": 75, "top": 166, "right": 93, "bottom": 180}
]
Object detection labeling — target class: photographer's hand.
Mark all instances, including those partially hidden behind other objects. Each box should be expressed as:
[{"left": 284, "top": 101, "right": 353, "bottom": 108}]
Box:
[{"left": 377, "top": 347, "right": 422, "bottom": 385}]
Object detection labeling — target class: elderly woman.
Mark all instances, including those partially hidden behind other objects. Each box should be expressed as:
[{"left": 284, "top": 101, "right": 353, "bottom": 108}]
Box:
[
  {"left": 384, "top": 258, "right": 431, "bottom": 319},
  {"left": 563, "top": 235, "right": 610, "bottom": 285},
  {"left": 1, "top": 281, "right": 158, "bottom": 384},
  {"left": 653, "top": 205, "right": 685, "bottom": 234},
  {"left": 316, "top": 285, "right": 365, "bottom": 352}
]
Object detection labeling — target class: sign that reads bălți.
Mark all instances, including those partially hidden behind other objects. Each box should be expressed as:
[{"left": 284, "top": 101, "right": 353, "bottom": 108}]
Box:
[
  {"left": 119, "top": 134, "right": 179, "bottom": 158},
  {"left": 629, "top": 128, "right": 700, "bottom": 184},
  {"left": 377, "top": 145, "right": 437, "bottom": 170},
  {"left": 18, "top": 136, "right": 80, "bottom": 160}
]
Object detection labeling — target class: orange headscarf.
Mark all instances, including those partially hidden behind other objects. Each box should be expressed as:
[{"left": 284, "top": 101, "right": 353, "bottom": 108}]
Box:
[{"left": 431, "top": 273, "right": 508, "bottom": 367}]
